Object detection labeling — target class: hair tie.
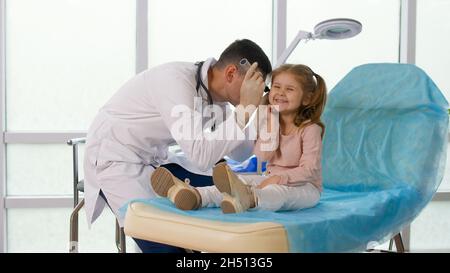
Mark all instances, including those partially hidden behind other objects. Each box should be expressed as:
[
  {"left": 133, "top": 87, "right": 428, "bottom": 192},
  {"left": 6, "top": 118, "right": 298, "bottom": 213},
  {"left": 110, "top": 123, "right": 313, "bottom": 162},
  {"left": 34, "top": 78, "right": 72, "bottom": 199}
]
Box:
[{"left": 310, "top": 71, "right": 318, "bottom": 85}]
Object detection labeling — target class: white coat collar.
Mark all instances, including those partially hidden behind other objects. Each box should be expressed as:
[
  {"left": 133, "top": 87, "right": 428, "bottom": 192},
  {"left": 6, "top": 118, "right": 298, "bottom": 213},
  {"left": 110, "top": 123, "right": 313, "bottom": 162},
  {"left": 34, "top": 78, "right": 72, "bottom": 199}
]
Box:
[
  {"left": 197, "top": 57, "right": 217, "bottom": 103},
  {"left": 200, "top": 57, "right": 217, "bottom": 86}
]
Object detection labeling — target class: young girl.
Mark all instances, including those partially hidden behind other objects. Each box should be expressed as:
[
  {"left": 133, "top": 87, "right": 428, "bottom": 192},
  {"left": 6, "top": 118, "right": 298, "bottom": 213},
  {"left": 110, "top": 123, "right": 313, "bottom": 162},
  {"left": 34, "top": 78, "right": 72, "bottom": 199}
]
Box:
[{"left": 151, "top": 64, "right": 327, "bottom": 213}]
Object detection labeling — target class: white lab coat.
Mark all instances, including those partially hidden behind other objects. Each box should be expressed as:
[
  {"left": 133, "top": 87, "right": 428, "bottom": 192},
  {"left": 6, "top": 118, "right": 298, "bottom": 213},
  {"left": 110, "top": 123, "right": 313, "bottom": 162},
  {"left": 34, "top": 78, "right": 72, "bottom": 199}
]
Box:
[{"left": 84, "top": 58, "right": 255, "bottom": 226}]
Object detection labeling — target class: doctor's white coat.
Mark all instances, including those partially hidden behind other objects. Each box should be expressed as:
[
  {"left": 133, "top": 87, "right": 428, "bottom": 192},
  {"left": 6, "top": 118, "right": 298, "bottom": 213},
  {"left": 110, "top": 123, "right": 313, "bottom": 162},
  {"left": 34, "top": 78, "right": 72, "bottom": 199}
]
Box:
[{"left": 83, "top": 58, "right": 255, "bottom": 226}]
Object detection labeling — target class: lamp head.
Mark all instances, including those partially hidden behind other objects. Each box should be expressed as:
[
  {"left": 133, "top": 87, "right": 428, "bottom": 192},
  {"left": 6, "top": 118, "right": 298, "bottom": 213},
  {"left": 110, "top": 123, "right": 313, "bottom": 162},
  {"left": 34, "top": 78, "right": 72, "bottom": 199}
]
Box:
[
  {"left": 273, "top": 18, "right": 362, "bottom": 76},
  {"left": 313, "top": 18, "right": 362, "bottom": 40}
]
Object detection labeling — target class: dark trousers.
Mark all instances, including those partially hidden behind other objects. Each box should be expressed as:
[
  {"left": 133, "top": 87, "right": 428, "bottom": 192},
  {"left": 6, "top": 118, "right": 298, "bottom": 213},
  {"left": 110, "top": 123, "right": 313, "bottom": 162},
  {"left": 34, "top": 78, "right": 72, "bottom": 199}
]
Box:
[{"left": 133, "top": 163, "right": 214, "bottom": 253}]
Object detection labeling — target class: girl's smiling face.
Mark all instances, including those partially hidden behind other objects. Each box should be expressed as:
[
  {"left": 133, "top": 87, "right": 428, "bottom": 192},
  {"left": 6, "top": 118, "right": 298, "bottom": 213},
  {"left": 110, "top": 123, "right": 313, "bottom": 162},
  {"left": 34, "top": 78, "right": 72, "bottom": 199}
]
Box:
[{"left": 269, "top": 72, "right": 306, "bottom": 113}]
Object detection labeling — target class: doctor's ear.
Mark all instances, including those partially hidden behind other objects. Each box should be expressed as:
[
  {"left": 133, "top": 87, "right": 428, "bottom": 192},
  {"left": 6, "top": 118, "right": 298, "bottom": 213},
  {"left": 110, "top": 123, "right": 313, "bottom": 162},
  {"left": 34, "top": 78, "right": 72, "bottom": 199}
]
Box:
[{"left": 224, "top": 64, "right": 238, "bottom": 82}]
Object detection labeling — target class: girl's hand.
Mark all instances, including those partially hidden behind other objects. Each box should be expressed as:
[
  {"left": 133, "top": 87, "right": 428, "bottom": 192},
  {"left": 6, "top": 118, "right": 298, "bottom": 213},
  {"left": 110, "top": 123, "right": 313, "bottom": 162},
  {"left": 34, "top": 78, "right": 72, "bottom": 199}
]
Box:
[
  {"left": 256, "top": 102, "right": 274, "bottom": 136},
  {"left": 256, "top": 105, "right": 280, "bottom": 152},
  {"left": 256, "top": 175, "right": 281, "bottom": 189},
  {"left": 267, "top": 105, "right": 279, "bottom": 133},
  {"left": 259, "top": 92, "right": 270, "bottom": 105}
]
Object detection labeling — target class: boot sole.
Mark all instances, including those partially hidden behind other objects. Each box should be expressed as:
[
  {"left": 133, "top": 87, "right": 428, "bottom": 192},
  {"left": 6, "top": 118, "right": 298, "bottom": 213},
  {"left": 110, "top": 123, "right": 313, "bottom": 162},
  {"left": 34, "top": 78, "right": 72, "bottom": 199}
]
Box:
[
  {"left": 173, "top": 188, "right": 199, "bottom": 210},
  {"left": 151, "top": 167, "right": 176, "bottom": 197},
  {"left": 212, "top": 163, "right": 232, "bottom": 194},
  {"left": 221, "top": 199, "right": 237, "bottom": 214}
]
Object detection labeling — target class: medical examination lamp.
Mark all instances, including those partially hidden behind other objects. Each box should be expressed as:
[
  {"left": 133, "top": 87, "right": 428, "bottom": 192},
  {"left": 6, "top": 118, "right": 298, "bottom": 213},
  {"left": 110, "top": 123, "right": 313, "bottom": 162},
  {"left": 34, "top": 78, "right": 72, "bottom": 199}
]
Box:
[{"left": 275, "top": 18, "right": 362, "bottom": 68}]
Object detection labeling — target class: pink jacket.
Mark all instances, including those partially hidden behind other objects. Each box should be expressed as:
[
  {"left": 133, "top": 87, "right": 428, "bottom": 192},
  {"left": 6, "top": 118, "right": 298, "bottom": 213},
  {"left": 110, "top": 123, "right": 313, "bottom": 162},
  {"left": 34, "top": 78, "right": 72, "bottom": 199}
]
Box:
[{"left": 254, "top": 123, "right": 323, "bottom": 191}]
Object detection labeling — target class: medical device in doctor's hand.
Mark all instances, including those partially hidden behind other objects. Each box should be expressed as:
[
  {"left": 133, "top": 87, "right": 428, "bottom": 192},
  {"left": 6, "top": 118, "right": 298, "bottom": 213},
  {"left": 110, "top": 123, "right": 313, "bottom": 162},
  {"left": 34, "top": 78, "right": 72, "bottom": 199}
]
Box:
[
  {"left": 240, "top": 58, "right": 270, "bottom": 93},
  {"left": 239, "top": 58, "right": 251, "bottom": 71}
]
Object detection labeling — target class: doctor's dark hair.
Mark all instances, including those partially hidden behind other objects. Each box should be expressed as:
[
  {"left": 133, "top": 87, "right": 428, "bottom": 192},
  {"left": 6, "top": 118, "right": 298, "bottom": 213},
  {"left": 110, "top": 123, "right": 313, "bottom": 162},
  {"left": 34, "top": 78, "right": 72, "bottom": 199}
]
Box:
[
  {"left": 215, "top": 39, "right": 272, "bottom": 79},
  {"left": 271, "top": 64, "right": 327, "bottom": 137}
]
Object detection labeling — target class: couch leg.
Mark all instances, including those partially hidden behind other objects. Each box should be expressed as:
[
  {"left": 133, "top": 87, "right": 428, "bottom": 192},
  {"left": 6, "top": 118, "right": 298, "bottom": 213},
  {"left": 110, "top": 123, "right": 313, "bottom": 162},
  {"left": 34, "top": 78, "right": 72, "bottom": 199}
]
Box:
[
  {"left": 116, "top": 220, "right": 126, "bottom": 253},
  {"left": 393, "top": 233, "right": 405, "bottom": 253},
  {"left": 69, "top": 199, "right": 85, "bottom": 253}
]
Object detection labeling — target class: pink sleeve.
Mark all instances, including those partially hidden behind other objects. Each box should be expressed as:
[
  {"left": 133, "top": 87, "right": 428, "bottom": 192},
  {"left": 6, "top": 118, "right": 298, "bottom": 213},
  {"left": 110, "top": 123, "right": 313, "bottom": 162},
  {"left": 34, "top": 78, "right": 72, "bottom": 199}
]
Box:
[
  {"left": 277, "top": 125, "right": 322, "bottom": 185},
  {"left": 253, "top": 133, "right": 279, "bottom": 162}
]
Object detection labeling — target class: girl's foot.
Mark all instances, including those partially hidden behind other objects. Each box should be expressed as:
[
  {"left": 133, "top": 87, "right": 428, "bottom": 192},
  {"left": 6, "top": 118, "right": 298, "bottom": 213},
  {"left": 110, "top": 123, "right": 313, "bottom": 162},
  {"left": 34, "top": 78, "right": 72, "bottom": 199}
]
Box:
[
  {"left": 212, "top": 162, "right": 255, "bottom": 213},
  {"left": 150, "top": 167, "right": 201, "bottom": 210}
]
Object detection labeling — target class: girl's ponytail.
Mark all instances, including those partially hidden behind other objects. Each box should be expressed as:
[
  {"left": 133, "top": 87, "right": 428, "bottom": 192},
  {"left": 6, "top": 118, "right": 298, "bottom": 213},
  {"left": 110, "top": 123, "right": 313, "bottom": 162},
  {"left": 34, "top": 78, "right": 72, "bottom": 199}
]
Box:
[{"left": 310, "top": 72, "right": 327, "bottom": 137}]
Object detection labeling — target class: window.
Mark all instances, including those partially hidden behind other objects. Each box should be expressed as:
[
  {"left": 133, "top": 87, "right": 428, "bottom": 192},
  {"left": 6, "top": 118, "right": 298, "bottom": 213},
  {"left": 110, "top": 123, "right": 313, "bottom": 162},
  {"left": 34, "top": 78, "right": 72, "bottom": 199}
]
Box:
[
  {"left": 286, "top": 0, "right": 400, "bottom": 90},
  {"left": 416, "top": 0, "right": 450, "bottom": 191},
  {"left": 6, "top": 0, "right": 135, "bottom": 131},
  {"left": 409, "top": 1, "right": 450, "bottom": 252},
  {"left": 6, "top": 144, "right": 79, "bottom": 196},
  {"left": 416, "top": 0, "right": 450, "bottom": 101},
  {"left": 410, "top": 201, "right": 450, "bottom": 251},
  {"left": 147, "top": 0, "right": 272, "bottom": 67},
  {"left": 3, "top": 0, "right": 137, "bottom": 252},
  {"left": 7, "top": 208, "right": 136, "bottom": 252},
  {"left": 400, "top": 1, "right": 450, "bottom": 252}
]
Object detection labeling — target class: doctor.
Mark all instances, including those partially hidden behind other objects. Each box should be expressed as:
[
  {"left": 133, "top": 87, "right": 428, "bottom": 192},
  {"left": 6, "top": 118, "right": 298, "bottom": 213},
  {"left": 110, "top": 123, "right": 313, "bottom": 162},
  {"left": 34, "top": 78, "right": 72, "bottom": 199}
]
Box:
[{"left": 83, "top": 39, "right": 272, "bottom": 252}]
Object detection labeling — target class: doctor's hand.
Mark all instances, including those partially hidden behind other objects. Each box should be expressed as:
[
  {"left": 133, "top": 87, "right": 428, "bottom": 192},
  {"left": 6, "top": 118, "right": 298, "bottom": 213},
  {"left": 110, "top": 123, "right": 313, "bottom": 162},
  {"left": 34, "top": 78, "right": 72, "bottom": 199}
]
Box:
[
  {"left": 235, "top": 62, "right": 266, "bottom": 129},
  {"left": 239, "top": 62, "right": 265, "bottom": 108}
]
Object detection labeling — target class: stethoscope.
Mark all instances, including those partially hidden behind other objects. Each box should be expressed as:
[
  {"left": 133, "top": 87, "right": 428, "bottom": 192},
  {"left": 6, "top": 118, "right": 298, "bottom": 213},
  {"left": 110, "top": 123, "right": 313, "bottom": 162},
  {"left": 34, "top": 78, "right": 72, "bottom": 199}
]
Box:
[
  {"left": 195, "top": 61, "right": 213, "bottom": 106},
  {"left": 195, "top": 61, "right": 216, "bottom": 131},
  {"left": 195, "top": 60, "right": 231, "bottom": 165}
]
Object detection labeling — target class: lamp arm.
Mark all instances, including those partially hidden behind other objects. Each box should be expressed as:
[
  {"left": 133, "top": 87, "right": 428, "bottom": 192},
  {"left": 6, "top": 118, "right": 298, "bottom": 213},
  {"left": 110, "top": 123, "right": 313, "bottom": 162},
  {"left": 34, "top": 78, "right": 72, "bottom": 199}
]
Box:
[{"left": 275, "top": 30, "right": 312, "bottom": 68}]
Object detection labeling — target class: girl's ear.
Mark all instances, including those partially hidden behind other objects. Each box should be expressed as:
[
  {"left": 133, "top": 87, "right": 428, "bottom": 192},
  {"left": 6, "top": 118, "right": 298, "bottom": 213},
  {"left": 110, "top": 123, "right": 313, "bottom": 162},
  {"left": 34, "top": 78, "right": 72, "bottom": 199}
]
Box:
[{"left": 302, "top": 92, "right": 313, "bottom": 106}]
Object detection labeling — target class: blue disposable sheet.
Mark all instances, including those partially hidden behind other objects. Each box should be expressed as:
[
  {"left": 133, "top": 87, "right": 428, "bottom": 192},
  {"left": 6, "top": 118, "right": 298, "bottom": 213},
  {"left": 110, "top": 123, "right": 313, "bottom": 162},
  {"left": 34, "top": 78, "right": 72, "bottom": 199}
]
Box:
[
  {"left": 226, "top": 155, "right": 266, "bottom": 173},
  {"left": 122, "top": 63, "right": 448, "bottom": 252},
  {"left": 123, "top": 185, "right": 420, "bottom": 252}
]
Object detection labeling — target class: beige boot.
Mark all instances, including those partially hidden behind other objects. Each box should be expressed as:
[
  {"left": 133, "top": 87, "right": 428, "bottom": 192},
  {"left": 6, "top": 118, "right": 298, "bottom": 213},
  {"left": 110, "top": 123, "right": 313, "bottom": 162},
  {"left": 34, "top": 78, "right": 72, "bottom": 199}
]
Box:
[
  {"left": 220, "top": 193, "right": 249, "bottom": 214},
  {"left": 151, "top": 167, "right": 201, "bottom": 210},
  {"left": 213, "top": 162, "right": 256, "bottom": 213}
]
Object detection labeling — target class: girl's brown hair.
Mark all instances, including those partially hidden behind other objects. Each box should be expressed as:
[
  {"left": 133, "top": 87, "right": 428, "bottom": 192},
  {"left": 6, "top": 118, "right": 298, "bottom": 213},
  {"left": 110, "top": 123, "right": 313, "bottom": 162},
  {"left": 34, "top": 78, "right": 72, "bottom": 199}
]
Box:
[{"left": 271, "top": 64, "right": 327, "bottom": 137}]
